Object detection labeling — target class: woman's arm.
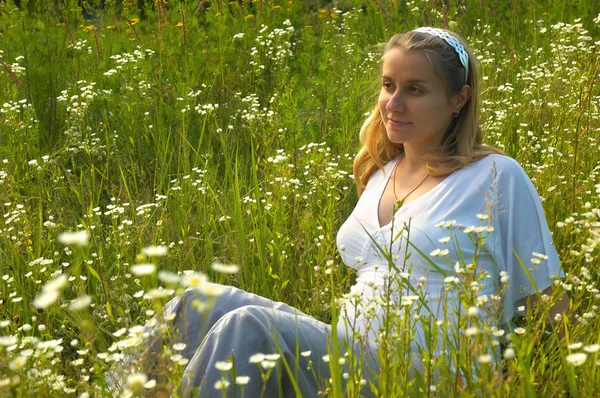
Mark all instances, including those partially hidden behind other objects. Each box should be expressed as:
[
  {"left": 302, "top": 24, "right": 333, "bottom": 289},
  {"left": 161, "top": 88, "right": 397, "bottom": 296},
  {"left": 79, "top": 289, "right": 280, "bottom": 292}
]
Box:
[{"left": 524, "top": 286, "right": 571, "bottom": 336}]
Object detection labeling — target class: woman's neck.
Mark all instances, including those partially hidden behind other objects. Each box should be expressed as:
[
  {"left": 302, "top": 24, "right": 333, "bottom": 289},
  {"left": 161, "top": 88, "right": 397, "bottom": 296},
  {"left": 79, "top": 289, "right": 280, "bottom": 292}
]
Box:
[{"left": 401, "top": 142, "right": 442, "bottom": 173}]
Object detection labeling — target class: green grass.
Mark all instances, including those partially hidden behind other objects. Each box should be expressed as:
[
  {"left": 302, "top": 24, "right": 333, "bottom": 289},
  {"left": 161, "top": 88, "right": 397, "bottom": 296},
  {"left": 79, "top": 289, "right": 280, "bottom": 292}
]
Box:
[{"left": 0, "top": 0, "right": 599, "bottom": 396}]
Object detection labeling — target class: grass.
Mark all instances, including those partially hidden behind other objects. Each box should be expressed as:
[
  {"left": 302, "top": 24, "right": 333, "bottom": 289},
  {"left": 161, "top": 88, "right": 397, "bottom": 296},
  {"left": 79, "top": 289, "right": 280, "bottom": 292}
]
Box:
[{"left": 0, "top": 0, "right": 599, "bottom": 396}]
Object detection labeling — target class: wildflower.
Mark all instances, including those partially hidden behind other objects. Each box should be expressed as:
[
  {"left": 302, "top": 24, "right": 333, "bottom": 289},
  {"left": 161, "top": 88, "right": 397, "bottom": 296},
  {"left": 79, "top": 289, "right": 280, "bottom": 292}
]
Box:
[
  {"left": 215, "top": 380, "right": 230, "bottom": 390},
  {"left": 143, "top": 288, "right": 175, "bottom": 300},
  {"left": 430, "top": 249, "right": 441, "bottom": 256},
  {"left": 465, "top": 327, "right": 479, "bottom": 337},
  {"left": 211, "top": 262, "right": 240, "bottom": 274},
  {"left": 170, "top": 354, "right": 183, "bottom": 363},
  {"left": 478, "top": 354, "right": 492, "bottom": 364},
  {"left": 173, "top": 343, "right": 186, "bottom": 351},
  {"left": 199, "top": 283, "right": 224, "bottom": 296},
  {"left": 504, "top": 348, "right": 516, "bottom": 359},
  {"left": 583, "top": 344, "right": 599, "bottom": 353},
  {"left": 532, "top": 252, "right": 548, "bottom": 260},
  {"left": 32, "top": 273, "right": 67, "bottom": 311},
  {"left": 300, "top": 350, "right": 311, "bottom": 357},
  {"left": 158, "top": 271, "right": 179, "bottom": 284},
  {"left": 322, "top": 355, "right": 330, "bottom": 363},
  {"left": 131, "top": 263, "right": 157, "bottom": 276},
  {"left": 260, "top": 360, "right": 277, "bottom": 369},
  {"left": 568, "top": 342, "right": 583, "bottom": 350},
  {"left": 264, "top": 353, "right": 280, "bottom": 361},
  {"left": 180, "top": 272, "right": 208, "bottom": 289},
  {"left": 57, "top": 230, "right": 90, "bottom": 247},
  {"left": 249, "top": 353, "right": 265, "bottom": 363},
  {"left": 8, "top": 356, "right": 26, "bottom": 370},
  {"left": 215, "top": 361, "right": 233, "bottom": 371},
  {"left": 467, "top": 307, "right": 479, "bottom": 317},
  {"left": 68, "top": 295, "right": 92, "bottom": 311},
  {"left": 113, "top": 328, "right": 127, "bottom": 337},
  {"left": 44, "top": 274, "right": 69, "bottom": 292},
  {"left": 514, "top": 327, "right": 526, "bottom": 335},
  {"left": 235, "top": 376, "right": 250, "bottom": 385},
  {"left": 565, "top": 353, "right": 588, "bottom": 366},
  {"left": 33, "top": 289, "right": 60, "bottom": 310},
  {"left": 127, "top": 373, "right": 149, "bottom": 392},
  {"left": 141, "top": 245, "right": 168, "bottom": 257}
]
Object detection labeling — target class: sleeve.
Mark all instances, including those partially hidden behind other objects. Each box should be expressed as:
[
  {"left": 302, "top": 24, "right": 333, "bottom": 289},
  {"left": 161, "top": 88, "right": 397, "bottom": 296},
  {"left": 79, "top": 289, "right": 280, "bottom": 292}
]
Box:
[{"left": 489, "top": 157, "right": 565, "bottom": 323}]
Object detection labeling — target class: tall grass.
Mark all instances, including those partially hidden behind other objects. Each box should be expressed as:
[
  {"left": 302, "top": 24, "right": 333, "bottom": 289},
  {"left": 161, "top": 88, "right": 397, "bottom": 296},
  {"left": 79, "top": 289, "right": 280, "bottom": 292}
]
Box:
[{"left": 0, "top": 0, "right": 599, "bottom": 396}]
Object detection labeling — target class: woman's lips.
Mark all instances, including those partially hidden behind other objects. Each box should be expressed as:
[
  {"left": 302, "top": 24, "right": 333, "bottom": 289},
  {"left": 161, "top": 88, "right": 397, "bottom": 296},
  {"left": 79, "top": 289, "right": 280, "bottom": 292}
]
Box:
[{"left": 389, "top": 119, "right": 411, "bottom": 127}]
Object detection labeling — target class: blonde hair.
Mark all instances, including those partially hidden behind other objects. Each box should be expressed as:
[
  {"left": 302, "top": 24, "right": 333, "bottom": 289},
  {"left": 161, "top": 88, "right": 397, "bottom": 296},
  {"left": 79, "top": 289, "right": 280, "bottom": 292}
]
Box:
[{"left": 352, "top": 29, "right": 503, "bottom": 195}]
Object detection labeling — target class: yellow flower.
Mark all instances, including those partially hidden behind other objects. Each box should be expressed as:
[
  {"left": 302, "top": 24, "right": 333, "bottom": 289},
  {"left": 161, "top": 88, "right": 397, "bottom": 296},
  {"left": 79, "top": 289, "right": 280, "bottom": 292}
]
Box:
[
  {"left": 106, "top": 25, "right": 116, "bottom": 30},
  {"left": 273, "top": 5, "right": 281, "bottom": 10},
  {"left": 245, "top": 14, "right": 254, "bottom": 20},
  {"left": 83, "top": 25, "right": 96, "bottom": 32}
]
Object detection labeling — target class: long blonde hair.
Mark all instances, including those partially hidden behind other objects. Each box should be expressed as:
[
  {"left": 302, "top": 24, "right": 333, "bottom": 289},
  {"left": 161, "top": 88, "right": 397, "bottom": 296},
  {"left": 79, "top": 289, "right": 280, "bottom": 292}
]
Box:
[{"left": 352, "top": 29, "right": 503, "bottom": 195}]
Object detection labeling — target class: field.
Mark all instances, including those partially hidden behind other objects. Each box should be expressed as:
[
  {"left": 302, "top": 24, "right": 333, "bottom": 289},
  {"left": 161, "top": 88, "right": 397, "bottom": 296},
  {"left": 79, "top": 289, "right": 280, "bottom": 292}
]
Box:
[{"left": 0, "top": 0, "right": 599, "bottom": 396}]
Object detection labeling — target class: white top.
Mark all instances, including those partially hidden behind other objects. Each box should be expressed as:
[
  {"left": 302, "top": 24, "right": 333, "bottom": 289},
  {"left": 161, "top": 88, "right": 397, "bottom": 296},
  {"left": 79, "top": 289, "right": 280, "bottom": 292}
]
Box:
[{"left": 336, "top": 154, "right": 563, "bottom": 344}]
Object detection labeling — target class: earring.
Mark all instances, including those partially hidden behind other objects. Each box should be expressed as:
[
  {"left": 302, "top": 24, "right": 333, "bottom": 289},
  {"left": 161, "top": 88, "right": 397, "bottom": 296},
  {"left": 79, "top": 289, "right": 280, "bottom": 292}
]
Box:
[{"left": 454, "top": 111, "right": 460, "bottom": 119}]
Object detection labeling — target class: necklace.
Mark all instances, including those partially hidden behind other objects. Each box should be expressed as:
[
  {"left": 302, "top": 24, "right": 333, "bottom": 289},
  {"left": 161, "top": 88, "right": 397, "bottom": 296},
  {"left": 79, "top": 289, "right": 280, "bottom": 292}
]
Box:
[{"left": 392, "top": 156, "right": 429, "bottom": 203}]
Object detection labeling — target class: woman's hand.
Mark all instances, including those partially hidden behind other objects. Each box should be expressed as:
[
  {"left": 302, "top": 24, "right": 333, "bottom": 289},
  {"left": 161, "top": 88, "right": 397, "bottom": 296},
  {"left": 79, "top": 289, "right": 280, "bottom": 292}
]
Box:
[{"left": 524, "top": 286, "right": 571, "bottom": 337}]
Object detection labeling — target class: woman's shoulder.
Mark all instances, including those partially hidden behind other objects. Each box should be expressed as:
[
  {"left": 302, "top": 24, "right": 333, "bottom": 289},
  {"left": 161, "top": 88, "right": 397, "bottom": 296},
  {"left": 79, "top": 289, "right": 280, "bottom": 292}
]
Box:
[{"left": 464, "top": 154, "right": 526, "bottom": 178}]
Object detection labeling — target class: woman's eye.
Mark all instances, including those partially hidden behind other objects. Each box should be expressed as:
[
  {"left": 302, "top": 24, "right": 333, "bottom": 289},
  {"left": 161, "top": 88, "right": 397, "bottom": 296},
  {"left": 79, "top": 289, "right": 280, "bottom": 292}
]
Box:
[{"left": 409, "top": 86, "right": 422, "bottom": 93}]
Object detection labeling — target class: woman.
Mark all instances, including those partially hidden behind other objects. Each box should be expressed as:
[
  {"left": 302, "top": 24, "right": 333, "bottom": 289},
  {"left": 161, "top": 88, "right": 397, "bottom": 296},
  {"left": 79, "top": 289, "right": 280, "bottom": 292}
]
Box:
[{"left": 113, "top": 28, "right": 568, "bottom": 397}]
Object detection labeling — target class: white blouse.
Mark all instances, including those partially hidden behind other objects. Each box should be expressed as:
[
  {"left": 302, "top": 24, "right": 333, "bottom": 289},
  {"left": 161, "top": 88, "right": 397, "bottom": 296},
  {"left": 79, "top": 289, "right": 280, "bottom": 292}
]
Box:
[{"left": 336, "top": 154, "right": 564, "bottom": 343}]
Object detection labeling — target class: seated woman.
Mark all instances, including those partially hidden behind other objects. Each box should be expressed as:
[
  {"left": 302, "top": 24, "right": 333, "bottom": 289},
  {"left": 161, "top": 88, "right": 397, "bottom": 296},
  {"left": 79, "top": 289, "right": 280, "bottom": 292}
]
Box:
[{"left": 111, "top": 27, "right": 568, "bottom": 397}]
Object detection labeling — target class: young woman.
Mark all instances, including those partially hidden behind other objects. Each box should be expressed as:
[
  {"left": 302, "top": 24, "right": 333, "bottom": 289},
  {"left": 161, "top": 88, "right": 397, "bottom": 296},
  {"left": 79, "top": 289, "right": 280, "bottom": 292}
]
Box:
[{"left": 112, "top": 28, "right": 568, "bottom": 397}]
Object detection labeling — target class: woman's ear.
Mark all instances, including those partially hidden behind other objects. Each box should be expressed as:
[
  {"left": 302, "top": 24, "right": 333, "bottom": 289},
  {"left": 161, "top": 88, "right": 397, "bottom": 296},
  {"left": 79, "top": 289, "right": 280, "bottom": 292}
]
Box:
[{"left": 453, "top": 85, "right": 472, "bottom": 113}]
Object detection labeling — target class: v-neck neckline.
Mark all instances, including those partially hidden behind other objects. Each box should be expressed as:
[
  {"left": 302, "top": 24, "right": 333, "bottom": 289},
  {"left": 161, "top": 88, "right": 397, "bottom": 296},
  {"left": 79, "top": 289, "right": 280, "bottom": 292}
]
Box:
[{"left": 375, "top": 155, "right": 456, "bottom": 230}]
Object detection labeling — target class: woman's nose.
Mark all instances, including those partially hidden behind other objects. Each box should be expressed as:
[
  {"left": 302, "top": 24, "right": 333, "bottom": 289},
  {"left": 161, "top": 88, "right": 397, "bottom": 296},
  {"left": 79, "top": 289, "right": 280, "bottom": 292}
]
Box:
[{"left": 386, "top": 91, "right": 406, "bottom": 112}]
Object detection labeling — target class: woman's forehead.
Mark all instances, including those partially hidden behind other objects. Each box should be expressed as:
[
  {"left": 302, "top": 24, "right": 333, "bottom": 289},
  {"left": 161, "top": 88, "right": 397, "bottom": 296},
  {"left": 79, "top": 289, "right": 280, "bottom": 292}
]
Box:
[{"left": 380, "top": 48, "right": 437, "bottom": 80}]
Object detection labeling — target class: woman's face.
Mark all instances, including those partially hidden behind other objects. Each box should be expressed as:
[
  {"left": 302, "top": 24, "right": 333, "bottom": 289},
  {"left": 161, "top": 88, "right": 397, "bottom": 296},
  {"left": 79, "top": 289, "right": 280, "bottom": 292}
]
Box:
[{"left": 378, "top": 48, "right": 461, "bottom": 150}]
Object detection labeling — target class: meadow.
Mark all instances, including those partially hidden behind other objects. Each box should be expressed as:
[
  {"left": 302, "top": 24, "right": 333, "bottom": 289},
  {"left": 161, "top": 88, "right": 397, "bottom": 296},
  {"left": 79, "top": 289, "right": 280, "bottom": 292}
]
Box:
[{"left": 0, "top": 0, "right": 599, "bottom": 396}]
